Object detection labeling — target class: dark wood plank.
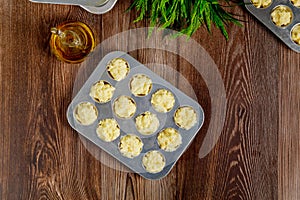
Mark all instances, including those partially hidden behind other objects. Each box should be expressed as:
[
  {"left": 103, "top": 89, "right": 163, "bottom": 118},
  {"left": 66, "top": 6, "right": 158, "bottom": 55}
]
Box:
[{"left": 279, "top": 47, "right": 300, "bottom": 200}]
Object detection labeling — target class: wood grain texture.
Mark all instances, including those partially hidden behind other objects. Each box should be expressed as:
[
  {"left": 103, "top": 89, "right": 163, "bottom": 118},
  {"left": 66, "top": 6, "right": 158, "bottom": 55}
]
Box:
[
  {"left": 279, "top": 47, "right": 300, "bottom": 200},
  {"left": 0, "top": 0, "right": 299, "bottom": 199}
]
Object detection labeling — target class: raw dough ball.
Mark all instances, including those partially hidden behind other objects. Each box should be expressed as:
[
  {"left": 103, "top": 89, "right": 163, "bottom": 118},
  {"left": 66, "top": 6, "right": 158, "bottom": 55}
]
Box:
[
  {"left": 96, "top": 118, "right": 120, "bottom": 142},
  {"left": 251, "top": 0, "right": 272, "bottom": 8},
  {"left": 135, "top": 112, "right": 160, "bottom": 135},
  {"left": 119, "top": 134, "right": 143, "bottom": 158},
  {"left": 142, "top": 150, "right": 166, "bottom": 173},
  {"left": 151, "top": 89, "right": 175, "bottom": 113},
  {"left": 174, "top": 106, "right": 197, "bottom": 130},
  {"left": 107, "top": 58, "right": 130, "bottom": 81},
  {"left": 157, "top": 128, "right": 182, "bottom": 152},
  {"left": 271, "top": 6, "right": 293, "bottom": 27},
  {"left": 291, "top": 24, "right": 300, "bottom": 45},
  {"left": 113, "top": 96, "right": 136, "bottom": 119},
  {"left": 291, "top": 0, "right": 300, "bottom": 7},
  {"left": 89, "top": 80, "right": 115, "bottom": 103},
  {"left": 74, "top": 102, "right": 98, "bottom": 125},
  {"left": 130, "top": 74, "right": 152, "bottom": 96}
]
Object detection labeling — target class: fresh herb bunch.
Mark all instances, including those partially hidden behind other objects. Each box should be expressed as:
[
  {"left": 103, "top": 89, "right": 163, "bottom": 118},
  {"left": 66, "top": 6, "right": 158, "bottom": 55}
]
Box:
[{"left": 129, "top": 0, "right": 241, "bottom": 39}]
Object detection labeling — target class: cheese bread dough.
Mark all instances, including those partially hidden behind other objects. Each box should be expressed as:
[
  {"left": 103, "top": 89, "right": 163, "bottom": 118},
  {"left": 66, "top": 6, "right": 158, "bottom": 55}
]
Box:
[
  {"left": 251, "top": 0, "right": 272, "bottom": 8},
  {"left": 119, "top": 134, "right": 143, "bottom": 158},
  {"left": 74, "top": 102, "right": 98, "bottom": 125},
  {"left": 113, "top": 96, "right": 136, "bottom": 118},
  {"left": 96, "top": 118, "right": 120, "bottom": 142},
  {"left": 89, "top": 80, "right": 115, "bottom": 103},
  {"left": 135, "top": 112, "right": 160, "bottom": 135},
  {"left": 174, "top": 106, "right": 197, "bottom": 130},
  {"left": 151, "top": 89, "right": 175, "bottom": 113},
  {"left": 271, "top": 6, "right": 293, "bottom": 27},
  {"left": 142, "top": 150, "right": 165, "bottom": 173},
  {"left": 157, "top": 128, "right": 182, "bottom": 152},
  {"left": 130, "top": 74, "right": 152, "bottom": 96},
  {"left": 291, "top": 24, "right": 300, "bottom": 45},
  {"left": 291, "top": 0, "right": 300, "bottom": 7},
  {"left": 107, "top": 58, "right": 130, "bottom": 81}
]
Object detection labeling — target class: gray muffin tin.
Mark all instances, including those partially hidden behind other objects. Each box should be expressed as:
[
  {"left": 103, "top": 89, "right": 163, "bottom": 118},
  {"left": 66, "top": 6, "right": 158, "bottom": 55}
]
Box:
[
  {"left": 29, "top": 0, "right": 118, "bottom": 14},
  {"left": 67, "top": 51, "right": 204, "bottom": 180},
  {"left": 80, "top": 0, "right": 117, "bottom": 14},
  {"left": 244, "top": 0, "right": 300, "bottom": 52}
]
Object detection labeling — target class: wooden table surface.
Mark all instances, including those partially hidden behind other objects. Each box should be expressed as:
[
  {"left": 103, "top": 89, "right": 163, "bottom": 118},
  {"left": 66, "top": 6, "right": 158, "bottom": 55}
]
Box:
[{"left": 1, "top": 0, "right": 300, "bottom": 199}]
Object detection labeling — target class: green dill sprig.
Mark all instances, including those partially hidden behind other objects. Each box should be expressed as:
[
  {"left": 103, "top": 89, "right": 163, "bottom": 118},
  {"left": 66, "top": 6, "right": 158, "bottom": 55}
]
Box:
[{"left": 128, "top": 0, "right": 242, "bottom": 39}]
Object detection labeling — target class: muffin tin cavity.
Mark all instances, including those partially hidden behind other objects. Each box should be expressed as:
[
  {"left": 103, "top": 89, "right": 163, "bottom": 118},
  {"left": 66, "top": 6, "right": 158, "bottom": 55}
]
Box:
[
  {"left": 67, "top": 51, "right": 204, "bottom": 180},
  {"left": 157, "top": 128, "right": 182, "bottom": 152},
  {"left": 74, "top": 102, "right": 98, "bottom": 126},
  {"left": 119, "top": 134, "right": 143, "bottom": 158},
  {"left": 90, "top": 80, "right": 115, "bottom": 103},
  {"left": 142, "top": 151, "right": 166, "bottom": 173},
  {"left": 113, "top": 96, "right": 136, "bottom": 119},
  {"left": 271, "top": 5, "right": 293, "bottom": 27},
  {"left": 245, "top": 0, "right": 300, "bottom": 52},
  {"left": 291, "top": 23, "right": 300, "bottom": 44},
  {"left": 251, "top": 0, "right": 272, "bottom": 8},
  {"left": 135, "top": 111, "right": 160, "bottom": 135},
  {"left": 174, "top": 106, "right": 197, "bottom": 130},
  {"left": 96, "top": 118, "right": 120, "bottom": 142},
  {"left": 151, "top": 89, "right": 175, "bottom": 113},
  {"left": 291, "top": 0, "right": 300, "bottom": 7},
  {"left": 107, "top": 58, "right": 130, "bottom": 81},
  {"left": 130, "top": 74, "right": 153, "bottom": 96}
]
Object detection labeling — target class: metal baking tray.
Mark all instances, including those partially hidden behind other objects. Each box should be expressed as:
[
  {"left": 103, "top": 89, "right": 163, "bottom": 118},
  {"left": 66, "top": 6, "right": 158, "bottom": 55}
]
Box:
[
  {"left": 67, "top": 51, "right": 205, "bottom": 180},
  {"left": 29, "top": 0, "right": 118, "bottom": 14},
  {"left": 80, "top": 0, "right": 117, "bottom": 14},
  {"left": 244, "top": 0, "right": 300, "bottom": 52}
]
